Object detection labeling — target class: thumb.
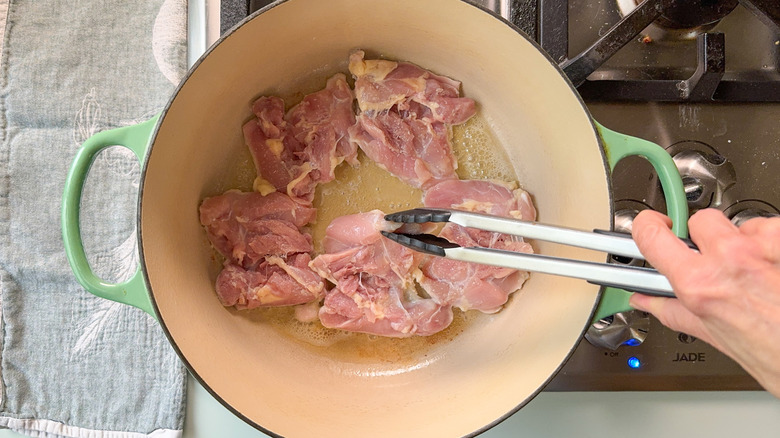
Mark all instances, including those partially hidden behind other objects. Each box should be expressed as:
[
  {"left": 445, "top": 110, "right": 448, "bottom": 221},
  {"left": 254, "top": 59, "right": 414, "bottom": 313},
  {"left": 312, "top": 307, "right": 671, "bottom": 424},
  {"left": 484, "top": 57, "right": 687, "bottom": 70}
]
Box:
[{"left": 629, "top": 294, "right": 717, "bottom": 348}]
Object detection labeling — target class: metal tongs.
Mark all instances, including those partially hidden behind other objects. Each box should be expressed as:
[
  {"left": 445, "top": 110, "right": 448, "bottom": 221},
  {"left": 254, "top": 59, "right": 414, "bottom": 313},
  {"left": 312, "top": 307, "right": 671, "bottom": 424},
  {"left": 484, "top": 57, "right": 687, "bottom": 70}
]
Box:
[{"left": 382, "top": 208, "right": 696, "bottom": 298}]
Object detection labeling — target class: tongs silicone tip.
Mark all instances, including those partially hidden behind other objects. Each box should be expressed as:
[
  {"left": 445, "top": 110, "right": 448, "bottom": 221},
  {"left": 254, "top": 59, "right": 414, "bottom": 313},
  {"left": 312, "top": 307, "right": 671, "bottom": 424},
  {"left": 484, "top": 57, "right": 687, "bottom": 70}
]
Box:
[
  {"left": 380, "top": 231, "right": 455, "bottom": 257},
  {"left": 384, "top": 208, "right": 452, "bottom": 224}
]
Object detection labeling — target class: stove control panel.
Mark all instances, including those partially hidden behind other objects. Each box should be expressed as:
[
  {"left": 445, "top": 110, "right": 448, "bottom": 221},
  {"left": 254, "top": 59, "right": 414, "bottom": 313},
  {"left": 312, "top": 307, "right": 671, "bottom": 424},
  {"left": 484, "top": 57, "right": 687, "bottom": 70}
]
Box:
[{"left": 546, "top": 314, "right": 762, "bottom": 391}]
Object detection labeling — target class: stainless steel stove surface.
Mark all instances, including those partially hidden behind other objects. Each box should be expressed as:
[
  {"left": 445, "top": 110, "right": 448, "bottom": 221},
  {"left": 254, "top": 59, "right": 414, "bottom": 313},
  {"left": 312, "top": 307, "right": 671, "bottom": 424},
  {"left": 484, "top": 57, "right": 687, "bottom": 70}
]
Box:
[
  {"left": 237, "top": 0, "right": 778, "bottom": 392},
  {"left": 548, "top": 0, "right": 777, "bottom": 391}
]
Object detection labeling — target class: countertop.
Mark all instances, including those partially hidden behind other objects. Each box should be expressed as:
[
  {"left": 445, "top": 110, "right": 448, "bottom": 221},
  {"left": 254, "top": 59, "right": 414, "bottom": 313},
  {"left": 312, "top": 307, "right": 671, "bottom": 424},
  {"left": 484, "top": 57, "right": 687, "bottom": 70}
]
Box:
[
  {"left": 1, "top": 379, "right": 779, "bottom": 437},
  {"left": 181, "top": 381, "right": 780, "bottom": 438}
]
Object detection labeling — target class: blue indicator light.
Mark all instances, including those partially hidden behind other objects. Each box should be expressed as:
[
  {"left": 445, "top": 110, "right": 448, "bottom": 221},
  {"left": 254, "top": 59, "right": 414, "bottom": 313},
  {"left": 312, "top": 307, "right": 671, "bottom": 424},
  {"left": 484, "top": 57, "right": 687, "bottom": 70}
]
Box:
[
  {"left": 627, "top": 356, "right": 642, "bottom": 369},
  {"left": 623, "top": 338, "right": 641, "bottom": 347}
]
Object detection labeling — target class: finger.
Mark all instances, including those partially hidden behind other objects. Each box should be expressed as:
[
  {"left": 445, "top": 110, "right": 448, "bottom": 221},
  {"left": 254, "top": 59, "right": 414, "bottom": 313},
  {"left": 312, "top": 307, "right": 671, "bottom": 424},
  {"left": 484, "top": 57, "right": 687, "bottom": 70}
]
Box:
[
  {"left": 687, "top": 209, "right": 739, "bottom": 253},
  {"left": 738, "top": 216, "right": 769, "bottom": 235},
  {"left": 637, "top": 209, "right": 672, "bottom": 228},
  {"left": 629, "top": 294, "right": 719, "bottom": 349},
  {"left": 632, "top": 210, "right": 697, "bottom": 278},
  {"left": 738, "top": 216, "right": 780, "bottom": 263}
]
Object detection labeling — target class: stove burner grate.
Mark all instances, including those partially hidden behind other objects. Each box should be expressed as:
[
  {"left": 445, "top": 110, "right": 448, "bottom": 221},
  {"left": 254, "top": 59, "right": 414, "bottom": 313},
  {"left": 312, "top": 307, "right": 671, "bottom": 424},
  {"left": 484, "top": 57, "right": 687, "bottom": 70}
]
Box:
[{"left": 550, "top": 0, "right": 780, "bottom": 101}]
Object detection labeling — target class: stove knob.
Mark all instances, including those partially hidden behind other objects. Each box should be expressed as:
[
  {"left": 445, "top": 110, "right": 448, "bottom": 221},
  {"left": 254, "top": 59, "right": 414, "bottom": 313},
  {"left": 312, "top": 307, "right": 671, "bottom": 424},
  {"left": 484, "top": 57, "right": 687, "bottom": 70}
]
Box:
[
  {"left": 672, "top": 150, "right": 735, "bottom": 211},
  {"left": 585, "top": 310, "right": 650, "bottom": 351},
  {"left": 611, "top": 208, "right": 646, "bottom": 266}
]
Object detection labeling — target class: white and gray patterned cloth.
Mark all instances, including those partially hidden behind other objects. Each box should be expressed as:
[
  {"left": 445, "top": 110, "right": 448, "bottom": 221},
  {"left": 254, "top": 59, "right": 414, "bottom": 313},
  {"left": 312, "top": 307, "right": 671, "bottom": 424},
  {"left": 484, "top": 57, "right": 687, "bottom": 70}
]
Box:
[{"left": 0, "top": 1, "right": 188, "bottom": 437}]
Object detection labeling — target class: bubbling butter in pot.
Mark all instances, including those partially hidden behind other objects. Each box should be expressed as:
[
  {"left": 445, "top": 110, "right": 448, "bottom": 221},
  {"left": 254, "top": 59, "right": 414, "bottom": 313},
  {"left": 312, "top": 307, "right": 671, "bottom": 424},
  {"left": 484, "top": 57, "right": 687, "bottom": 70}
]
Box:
[
  {"left": 311, "top": 152, "right": 423, "bottom": 253},
  {"left": 453, "top": 115, "right": 518, "bottom": 182}
]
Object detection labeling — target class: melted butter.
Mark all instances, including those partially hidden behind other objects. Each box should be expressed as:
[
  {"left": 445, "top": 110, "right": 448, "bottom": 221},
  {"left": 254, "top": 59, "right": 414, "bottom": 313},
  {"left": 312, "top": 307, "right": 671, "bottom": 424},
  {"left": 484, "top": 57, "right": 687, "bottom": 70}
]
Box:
[
  {"left": 209, "top": 147, "right": 255, "bottom": 195},
  {"left": 214, "top": 103, "right": 520, "bottom": 365},
  {"left": 452, "top": 115, "right": 516, "bottom": 181},
  {"left": 256, "top": 305, "right": 485, "bottom": 365},
  {"left": 311, "top": 152, "right": 423, "bottom": 253}
]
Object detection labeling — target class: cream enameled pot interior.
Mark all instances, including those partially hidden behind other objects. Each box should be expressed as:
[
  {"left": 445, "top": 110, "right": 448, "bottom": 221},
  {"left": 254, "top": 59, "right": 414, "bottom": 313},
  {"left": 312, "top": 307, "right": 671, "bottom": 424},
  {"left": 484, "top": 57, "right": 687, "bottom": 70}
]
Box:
[{"left": 140, "top": 0, "right": 611, "bottom": 436}]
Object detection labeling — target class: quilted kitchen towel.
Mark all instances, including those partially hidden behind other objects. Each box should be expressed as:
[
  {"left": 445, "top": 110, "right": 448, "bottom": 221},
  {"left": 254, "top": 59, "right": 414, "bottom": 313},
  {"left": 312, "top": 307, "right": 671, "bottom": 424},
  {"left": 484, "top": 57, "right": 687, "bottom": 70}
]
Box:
[{"left": 0, "top": 1, "right": 188, "bottom": 437}]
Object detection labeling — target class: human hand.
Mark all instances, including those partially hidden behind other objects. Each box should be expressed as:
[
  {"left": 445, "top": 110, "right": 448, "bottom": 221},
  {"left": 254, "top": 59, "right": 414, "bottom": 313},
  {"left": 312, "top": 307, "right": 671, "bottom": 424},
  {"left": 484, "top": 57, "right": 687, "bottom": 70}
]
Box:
[{"left": 629, "top": 208, "right": 780, "bottom": 397}]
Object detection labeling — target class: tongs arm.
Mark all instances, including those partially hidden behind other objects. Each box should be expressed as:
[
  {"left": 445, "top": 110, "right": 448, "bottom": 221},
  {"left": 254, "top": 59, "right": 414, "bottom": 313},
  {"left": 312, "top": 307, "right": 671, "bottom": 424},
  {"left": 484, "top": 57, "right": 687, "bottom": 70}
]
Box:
[
  {"left": 385, "top": 208, "right": 696, "bottom": 260},
  {"left": 382, "top": 208, "right": 692, "bottom": 298}
]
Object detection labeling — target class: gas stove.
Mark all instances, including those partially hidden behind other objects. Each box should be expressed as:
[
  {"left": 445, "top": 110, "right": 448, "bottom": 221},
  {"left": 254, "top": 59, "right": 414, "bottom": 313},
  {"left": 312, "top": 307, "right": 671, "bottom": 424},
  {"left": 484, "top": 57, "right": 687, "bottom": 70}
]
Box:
[
  {"left": 545, "top": 0, "right": 777, "bottom": 391},
  {"left": 231, "top": 0, "right": 777, "bottom": 392}
]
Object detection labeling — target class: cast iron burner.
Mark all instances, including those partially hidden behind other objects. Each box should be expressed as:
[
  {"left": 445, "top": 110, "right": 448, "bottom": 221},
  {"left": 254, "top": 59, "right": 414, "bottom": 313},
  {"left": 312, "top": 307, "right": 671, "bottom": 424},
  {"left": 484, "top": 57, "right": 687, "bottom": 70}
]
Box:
[
  {"left": 557, "top": 0, "right": 780, "bottom": 100},
  {"left": 644, "top": 0, "right": 738, "bottom": 29},
  {"left": 616, "top": 0, "right": 739, "bottom": 40}
]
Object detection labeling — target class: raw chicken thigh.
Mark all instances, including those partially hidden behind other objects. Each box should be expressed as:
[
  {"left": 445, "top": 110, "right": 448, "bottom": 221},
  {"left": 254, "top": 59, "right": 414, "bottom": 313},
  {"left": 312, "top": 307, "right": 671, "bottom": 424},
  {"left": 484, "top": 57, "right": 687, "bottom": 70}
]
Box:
[
  {"left": 243, "top": 73, "right": 357, "bottom": 204},
  {"left": 200, "top": 73, "right": 359, "bottom": 310},
  {"left": 348, "top": 51, "right": 476, "bottom": 189},
  {"left": 311, "top": 211, "right": 453, "bottom": 337},
  {"left": 417, "top": 179, "right": 536, "bottom": 313},
  {"left": 215, "top": 254, "right": 325, "bottom": 309},
  {"left": 199, "top": 190, "right": 316, "bottom": 268},
  {"left": 199, "top": 190, "right": 324, "bottom": 309},
  {"left": 349, "top": 51, "right": 476, "bottom": 123}
]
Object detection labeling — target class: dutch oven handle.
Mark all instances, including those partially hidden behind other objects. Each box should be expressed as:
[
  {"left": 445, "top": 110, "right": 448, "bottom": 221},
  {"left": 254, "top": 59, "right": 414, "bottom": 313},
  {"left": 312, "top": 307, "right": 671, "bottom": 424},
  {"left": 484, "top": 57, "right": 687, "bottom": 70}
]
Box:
[
  {"left": 61, "top": 115, "right": 159, "bottom": 318},
  {"left": 592, "top": 121, "right": 689, "bottom": 322}
]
